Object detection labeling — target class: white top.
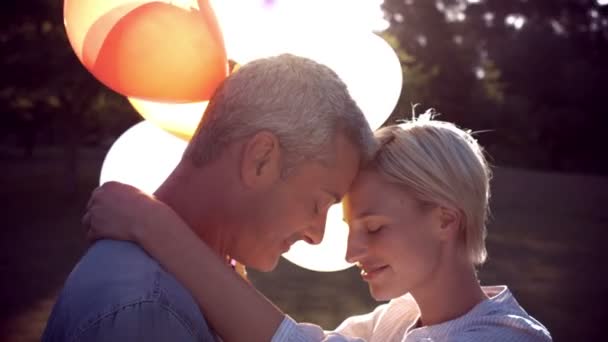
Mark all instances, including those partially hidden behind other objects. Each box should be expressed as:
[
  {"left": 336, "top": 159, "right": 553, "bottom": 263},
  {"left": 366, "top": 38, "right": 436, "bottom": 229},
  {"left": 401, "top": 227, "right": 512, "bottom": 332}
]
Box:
[{"left": 272, "top": 286, "right": 551, "bottom": 342}]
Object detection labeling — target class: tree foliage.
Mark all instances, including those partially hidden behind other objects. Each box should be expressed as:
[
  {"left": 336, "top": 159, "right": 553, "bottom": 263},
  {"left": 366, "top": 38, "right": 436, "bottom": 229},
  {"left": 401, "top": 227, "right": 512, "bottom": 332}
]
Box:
[
  {"left": 1, "top": 0, "right": 607, "bottom": 173},
  {"left": 1, "top": 0, "right": 138, "bottom": 154},
  {"left": 382, "top": 0, "right": 608, "bottom": 173}
]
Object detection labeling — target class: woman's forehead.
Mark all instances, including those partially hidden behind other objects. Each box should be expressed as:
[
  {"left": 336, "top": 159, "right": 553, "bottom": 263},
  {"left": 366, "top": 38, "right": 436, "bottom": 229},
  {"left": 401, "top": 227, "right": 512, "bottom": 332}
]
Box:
[
  {"left": 345, "top": 172, "right": 402, "bottom": 217},
  {"left": 349, "top": 169, "right": 392, "bottom": 195}
]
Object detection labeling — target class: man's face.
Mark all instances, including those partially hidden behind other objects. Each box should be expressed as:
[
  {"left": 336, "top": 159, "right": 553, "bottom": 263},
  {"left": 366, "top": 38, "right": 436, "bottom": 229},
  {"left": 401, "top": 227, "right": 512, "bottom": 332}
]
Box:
[{"left": 236, "top": 134, "right": 361, "bottom": 272}]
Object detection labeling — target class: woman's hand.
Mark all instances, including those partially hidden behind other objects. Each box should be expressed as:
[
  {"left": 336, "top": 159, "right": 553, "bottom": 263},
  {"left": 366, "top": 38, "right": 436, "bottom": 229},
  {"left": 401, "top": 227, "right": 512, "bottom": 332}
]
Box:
[{"left": 83, "top": 181, "right": 176, "bottom": 244}]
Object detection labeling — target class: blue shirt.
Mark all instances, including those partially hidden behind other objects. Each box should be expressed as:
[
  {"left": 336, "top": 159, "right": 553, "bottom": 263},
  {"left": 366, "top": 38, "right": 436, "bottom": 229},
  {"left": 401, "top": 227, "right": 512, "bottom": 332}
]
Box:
[{"left": 42, "top": 240, "right": 218, "bottom": 342}]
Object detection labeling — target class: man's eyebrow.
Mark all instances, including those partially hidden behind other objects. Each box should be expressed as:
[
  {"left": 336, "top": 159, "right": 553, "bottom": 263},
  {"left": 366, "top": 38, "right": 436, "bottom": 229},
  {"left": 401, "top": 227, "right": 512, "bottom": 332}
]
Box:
[{"left": 324, "top": 189, "right": 342, "bottom": 203}]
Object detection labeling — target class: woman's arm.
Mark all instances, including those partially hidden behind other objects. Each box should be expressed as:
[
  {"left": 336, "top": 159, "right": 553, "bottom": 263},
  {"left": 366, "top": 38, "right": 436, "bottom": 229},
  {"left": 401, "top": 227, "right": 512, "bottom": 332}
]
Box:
[
  {"left": 138, "top": 216, "right": 287, "bottom": 342},
  {"left": 85, "top": 182, "right": 283, "bottom": 342}
]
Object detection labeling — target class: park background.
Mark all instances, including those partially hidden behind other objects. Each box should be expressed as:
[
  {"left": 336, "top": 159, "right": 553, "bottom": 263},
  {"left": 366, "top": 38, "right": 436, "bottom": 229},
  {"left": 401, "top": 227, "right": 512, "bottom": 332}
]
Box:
[{"left": 1, "top": 0, "right": 607, "bottom": 341}]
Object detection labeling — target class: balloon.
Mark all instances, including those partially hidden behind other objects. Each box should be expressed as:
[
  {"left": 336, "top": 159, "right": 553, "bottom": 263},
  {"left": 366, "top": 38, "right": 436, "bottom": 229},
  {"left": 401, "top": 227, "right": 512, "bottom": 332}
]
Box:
[
  {"left": 210, "top": 0, "right": 390, "bottom": 63},
  {"left": 128, "top": 97, "right": 208, "bottom": 140},
  {"left": 207, "top": 0, "right": 403, "bottom": 130},
  {"left": 342, "top": 33, "right": 402, "bottom": 130},
  {"left": 126, "top": 62, "right": 239, "bottom": 140},
  {"left": 100, "top": 121, "right": 187, "bottom": 194},
  {"left": 239, "top": 31, "right": 403, "bottom": 130},
  {"left": 64, "top": 0, "right": 228, "bottom": 102},
  {"left": 282, "top": 204, "right": 354, "bottom": 272},
  {"left": 268, "top": 0, "right": 389, "bottom": 35},
  {"left": 286, "top": 32, "right": 402, "bottom": 130},
  {"left": 208, "top": 0, "right": 280, "bottom": 64}
]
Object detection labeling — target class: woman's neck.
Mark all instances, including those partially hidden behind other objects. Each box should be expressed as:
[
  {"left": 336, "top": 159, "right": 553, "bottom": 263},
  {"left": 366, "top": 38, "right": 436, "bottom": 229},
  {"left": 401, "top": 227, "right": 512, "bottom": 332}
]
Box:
[{"left": 410, "top": 258, "right": 487, "bottom": 327}]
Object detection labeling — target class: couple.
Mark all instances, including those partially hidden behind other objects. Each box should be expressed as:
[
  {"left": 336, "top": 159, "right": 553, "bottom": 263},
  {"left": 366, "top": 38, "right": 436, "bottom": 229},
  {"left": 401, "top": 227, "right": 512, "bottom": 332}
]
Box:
[{"left": 43, "top": 54, "right": 551, "bottom": 341}]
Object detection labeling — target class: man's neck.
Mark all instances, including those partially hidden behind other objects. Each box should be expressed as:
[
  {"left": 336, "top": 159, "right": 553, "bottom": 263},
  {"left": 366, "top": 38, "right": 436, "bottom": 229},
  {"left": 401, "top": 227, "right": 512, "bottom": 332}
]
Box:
[{"left": 154, "top": 164, "right": 235, "bottom": 259}]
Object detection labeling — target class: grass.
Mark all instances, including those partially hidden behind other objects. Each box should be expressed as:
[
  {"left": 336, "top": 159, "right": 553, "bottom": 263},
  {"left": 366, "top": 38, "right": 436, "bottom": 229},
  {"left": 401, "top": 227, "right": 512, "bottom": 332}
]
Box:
[{"left": 1, "top": 146, "right": 606, "bottom": 341}]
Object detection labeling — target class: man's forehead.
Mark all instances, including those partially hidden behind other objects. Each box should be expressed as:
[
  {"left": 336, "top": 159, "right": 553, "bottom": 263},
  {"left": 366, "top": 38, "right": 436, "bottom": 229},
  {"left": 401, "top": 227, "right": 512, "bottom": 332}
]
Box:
[{"left": 322, "top": 165, "right": 357, "bottom": 194}]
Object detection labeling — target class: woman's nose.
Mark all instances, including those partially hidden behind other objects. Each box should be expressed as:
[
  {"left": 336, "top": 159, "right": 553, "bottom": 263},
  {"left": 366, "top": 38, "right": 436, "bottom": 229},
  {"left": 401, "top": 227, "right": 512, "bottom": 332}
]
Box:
[{"left": 345, "top": 231, "right": 367, "bottom": 263}]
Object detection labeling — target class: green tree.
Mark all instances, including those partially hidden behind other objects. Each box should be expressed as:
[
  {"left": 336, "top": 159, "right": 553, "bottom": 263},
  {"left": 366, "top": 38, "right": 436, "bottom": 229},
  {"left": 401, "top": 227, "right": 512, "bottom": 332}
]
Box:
[{"left": 382, "top": 0, "right": 608, "bottom": 173}]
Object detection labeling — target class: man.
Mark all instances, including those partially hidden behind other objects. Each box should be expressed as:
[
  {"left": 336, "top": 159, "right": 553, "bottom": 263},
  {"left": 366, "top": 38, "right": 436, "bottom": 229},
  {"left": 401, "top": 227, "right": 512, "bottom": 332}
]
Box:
[{"left": 42, "top": 54, "right": 377, "bottom": 341}]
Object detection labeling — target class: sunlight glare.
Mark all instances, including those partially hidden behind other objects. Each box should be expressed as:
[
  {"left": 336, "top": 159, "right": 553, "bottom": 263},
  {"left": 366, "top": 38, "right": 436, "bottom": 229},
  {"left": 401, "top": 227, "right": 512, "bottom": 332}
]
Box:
[{"left": 282, "top": 204, "right": 353, "bottom": 272}]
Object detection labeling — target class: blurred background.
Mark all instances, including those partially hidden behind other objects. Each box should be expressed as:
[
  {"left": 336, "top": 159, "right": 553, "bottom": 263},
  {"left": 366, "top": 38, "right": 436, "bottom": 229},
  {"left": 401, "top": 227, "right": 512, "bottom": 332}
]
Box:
[{"left": 1, "top": 0, "right": 607, "bottom": 341}]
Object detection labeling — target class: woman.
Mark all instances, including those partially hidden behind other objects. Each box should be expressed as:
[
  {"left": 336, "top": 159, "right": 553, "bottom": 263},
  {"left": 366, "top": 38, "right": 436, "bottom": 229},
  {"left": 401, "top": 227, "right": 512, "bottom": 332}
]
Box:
[{"left": 85, "top": 113, "right": 551, "bottom": 341}]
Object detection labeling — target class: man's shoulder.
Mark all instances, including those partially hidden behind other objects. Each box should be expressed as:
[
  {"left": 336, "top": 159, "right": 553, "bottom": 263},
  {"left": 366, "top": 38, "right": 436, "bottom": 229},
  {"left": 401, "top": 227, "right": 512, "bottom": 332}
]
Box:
[
  {"left": 44, "top": 240, "right": 215, "bottom": 341},
  {"left": 66, "top": 240, "right": 165, "bottom": 301}
]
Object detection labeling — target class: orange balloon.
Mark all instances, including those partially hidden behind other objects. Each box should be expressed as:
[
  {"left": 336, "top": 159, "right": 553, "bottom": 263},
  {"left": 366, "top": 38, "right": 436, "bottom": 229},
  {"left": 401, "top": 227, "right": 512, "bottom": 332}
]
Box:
[
  {"left": 93, "top": 2, "right": 227, "bottom": 102},
  {"left": 64, "top": 0, "right": 134, "bottom": 61},
  {"left": 128, "top": 97, "right": 208, "bottom": 140},
  {"left": 198, "top": 0, "right": 226, "bottom": 58},
  {"left": 81, "top": 2, "right": 143, "bottom": 70},
  {"left": 64, "top": 0, "right": 228, "bottom": 102}
]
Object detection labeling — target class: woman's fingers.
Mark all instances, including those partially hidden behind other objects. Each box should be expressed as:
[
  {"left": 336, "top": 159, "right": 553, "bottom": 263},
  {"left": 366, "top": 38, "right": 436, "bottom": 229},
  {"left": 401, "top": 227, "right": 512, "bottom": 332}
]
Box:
[
  {"left": 82, "top": 211, "right": 91, "bottom": 228},
  {"left": 82, "top": 182, "right": 153, "bottom": 244},
  {"left": 86, "top": 185, "right": 106, "bottom": 210},
  {"left": 86, "top": 224, "right": 100, "bottom": 244},
  {"left": 83, "top": 209, "right": 98, "bottom": 243}
]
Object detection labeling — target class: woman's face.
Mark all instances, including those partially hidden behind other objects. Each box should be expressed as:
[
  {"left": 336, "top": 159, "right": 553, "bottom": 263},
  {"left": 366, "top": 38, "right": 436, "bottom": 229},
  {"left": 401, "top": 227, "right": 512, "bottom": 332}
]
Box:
[{"left": 343, "top": 170, "right": 444, "bottom": 301}]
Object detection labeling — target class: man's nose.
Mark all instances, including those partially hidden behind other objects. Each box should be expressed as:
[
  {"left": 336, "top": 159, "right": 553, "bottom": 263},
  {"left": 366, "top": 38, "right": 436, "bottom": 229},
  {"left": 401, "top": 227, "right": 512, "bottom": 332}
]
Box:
[
  {"left": 304, "top": 210, "right": 328, "bottom": 245},
  {"left": 345, "top": 231, "right": 367, "bottom": 263}
]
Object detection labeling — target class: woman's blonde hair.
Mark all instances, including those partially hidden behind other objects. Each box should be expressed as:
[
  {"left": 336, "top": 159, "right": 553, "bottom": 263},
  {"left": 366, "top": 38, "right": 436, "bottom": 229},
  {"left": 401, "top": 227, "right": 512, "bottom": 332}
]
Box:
[{"left": 370, "top": 110, "right": 492, "bottom": 265}]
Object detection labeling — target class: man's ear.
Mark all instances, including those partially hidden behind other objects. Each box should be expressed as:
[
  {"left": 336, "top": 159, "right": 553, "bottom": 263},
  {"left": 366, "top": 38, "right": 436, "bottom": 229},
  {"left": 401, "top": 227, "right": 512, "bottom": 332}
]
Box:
[
  {"left": 434, "top": 206, "right": 462, "bottom": 241},
  {"left": 240, "top": 131, "right": 281, "bottom": 189}
]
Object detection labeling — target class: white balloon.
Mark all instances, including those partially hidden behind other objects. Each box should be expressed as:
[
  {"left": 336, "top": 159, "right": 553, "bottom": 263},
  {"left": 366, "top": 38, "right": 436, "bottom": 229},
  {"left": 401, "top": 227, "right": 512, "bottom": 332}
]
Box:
[
  {"left": 282, "top": 203, "right": 353, "bottom": 272},
  {"left": 210, "top": 1, "right": 401, "bottom": 130},
  {"left": 282, "top": 32, "right": 403, "bottom": 130},
  {"left": 100, "top": 121, "right": 187, "bottom": 194}
]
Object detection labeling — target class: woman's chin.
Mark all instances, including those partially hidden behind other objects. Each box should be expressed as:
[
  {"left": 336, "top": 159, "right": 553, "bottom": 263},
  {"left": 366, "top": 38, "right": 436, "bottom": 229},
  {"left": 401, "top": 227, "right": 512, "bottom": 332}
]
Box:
[
  {"left": 369, "top": 283, "right": 407, "bottom": 301},
  {"left": 369, "top": 285, "right": 393, "bottom": 301}
]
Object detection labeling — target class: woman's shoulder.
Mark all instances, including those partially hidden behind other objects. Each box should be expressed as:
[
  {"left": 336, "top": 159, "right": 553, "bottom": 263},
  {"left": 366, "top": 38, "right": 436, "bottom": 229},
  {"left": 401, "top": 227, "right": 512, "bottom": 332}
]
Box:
[{"left": 451, "top": 285, "right": 552, "bottom": 341}]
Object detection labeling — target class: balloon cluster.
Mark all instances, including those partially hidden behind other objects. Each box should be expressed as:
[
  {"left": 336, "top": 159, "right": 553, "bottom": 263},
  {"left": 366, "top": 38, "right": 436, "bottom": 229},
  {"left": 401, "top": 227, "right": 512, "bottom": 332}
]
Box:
[{"left": 65, "top": 0, "right": 402, "bottom": 272}]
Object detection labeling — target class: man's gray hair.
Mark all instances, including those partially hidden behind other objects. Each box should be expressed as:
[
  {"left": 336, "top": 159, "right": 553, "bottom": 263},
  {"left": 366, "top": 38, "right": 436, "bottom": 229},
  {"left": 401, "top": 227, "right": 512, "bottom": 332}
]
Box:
[{"left": 183, "top": 54, "right": 377, "bottom": 173}]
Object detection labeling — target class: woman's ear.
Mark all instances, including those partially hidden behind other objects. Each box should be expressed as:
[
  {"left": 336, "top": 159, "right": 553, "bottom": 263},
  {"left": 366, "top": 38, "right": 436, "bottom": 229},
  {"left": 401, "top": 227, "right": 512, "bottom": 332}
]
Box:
[
  {"left": 240, "top": 131, "right": 281, "bottom": 189},
  {"left": 435, "top": 206, "right": 462, "bottom": 241}
]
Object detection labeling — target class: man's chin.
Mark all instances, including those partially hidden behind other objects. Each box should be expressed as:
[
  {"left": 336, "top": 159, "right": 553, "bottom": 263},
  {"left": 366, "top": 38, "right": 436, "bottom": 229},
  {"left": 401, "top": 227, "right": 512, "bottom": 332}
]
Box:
[{"left": 247, "top": 255, "right": 280, "bottom": 273}]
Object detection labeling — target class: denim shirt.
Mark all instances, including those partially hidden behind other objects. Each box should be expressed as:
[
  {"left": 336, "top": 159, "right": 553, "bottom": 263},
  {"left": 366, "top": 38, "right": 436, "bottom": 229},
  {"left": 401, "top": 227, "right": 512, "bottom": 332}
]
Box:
[{"left": 42, "top": 240, "right": 218, "bottom": 342}]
